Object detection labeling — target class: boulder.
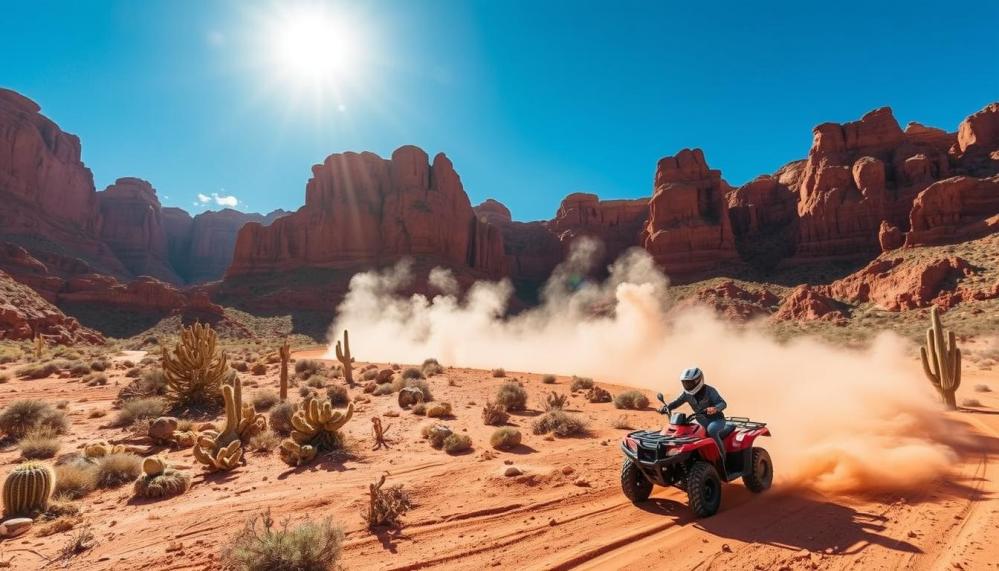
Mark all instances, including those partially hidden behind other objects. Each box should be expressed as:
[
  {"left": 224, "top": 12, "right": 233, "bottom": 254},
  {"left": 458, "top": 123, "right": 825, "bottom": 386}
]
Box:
[
  {"left": 771, "top": 285, "right": 847, "bottom": 322},
  {"left": 828, "top": 256, "right": 974, "bottom": 311},
  {"left": 878, "top": 221, "right": 904, "bottom": 251},
  {"left": 906, "top": 176, "right": 999, "bottom": 246},
  {"left": 149, "top": 417, "right": 179, "bottom": 442}
]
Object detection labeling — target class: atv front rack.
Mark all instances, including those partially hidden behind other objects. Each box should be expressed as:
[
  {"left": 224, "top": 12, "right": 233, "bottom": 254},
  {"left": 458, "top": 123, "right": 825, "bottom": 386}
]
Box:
[{"left": 725, "top": 417, "right": 767, "bottom": 430}]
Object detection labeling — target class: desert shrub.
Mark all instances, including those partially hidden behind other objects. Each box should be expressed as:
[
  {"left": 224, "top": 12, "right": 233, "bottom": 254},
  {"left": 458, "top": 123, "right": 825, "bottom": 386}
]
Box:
[
  {"left": 84, "top": 373, "right": 108, "bottom": 386},
  {"left": 16, "top": 362, "right": 59, "bottom": 379},
  {"left": 294, "top": 359, "right": 323, "bottom": 379},
  {"left": 401, "top": 367, "right": 424, "bottom": 380},
  {"left": 124, "top": 367, "right": 141, "bottom": 378},
  {"left": 611, "top": 415, "right": 633, "bottom": 430},
  {"left": 426, "top": 402, "right": 452, "bottom": 418},
  {"left": 249, "top": 430, "right": 282, "bottom": 453},
  {"left": 613, "top": 390, "right": 650, "bottom": 410},
  {"left": 490, "top": 427, "right": 522, "bottom": 450},
  {"left": 89, "top": 360, "right": 108, "bottom": 372},
  {"left": 269, "top": 402, "right": 297, "bottom": 436},
  {"left": 232, "top": 361, "right": 249, "bottom": 373},
  {"left": 372, "top": 383, "right": 393, "bottom": 396},
  {"left": 495, "top": 382, "right": 527, "bottom": 411},
  {"left": 118, "top": 369, "right": 167, "bottom": 402},
  {"left": 363, "top": 477, "right": 412, "bottom": 529},
  {"left": 326, "top": 385, "right": 350, "bottom": 407},
  {"left": 222, "top": 510, "right": 344, "bottom": 571},
  {"left": 491, "top": 368, "right": 506, "bottom": 378},
  {"left": 544, "top": 392, "right": 569, "bottom": 411},
  {"left": 114, "top": 397, "right": 167, "bottom": 427},
  {"left": 95, "top": 453, "right": 142, "bottom": 488},
  {"left": 443, "top": 433, "right": 472, "bottom": 454},
  {"left": 974, "top": 384, "right": 992, "bottom": 392},
  {"left": 298, "top": 386, "right": 313, "bottom": 398},
  {"left": 532, "top": 410, "right": 588, "bottom": 437},
  {"left": 542, "top": 374, "right": 556, "bottom": 384},
  {"left": 411, "top": 402, "right": 427, "bottom": 415},
  {"left": 481, "top": 401, "right": 509, "bottom": 426},
  {"left": 0, "top": 346, "right": 22, "bottom": 364},
  {"left": 252, "top": 390, "right": 280, "bottom": 411},
  {"left": 962, "top": 398, "right": 982, "bottom": 408},
  {"left": 19, "top": 428, "right": 62, "bottom": 459},
  {"left": 251, "top": 362, "right": 267, "bottom": 375},
  {"left": 570, "top": 376, "right": 594, "bottom": 391},
  {"left": 361, "top": 369, "right": 378, "bottom": 382},
  {"left": 422, "top": 424, "right": 452, "bottom": 449},
  {"left": 306, "top": 376, "right": 326, "bottom": 389},
  {"left": 58, "top": 525, "right": 97, "bottom": 561},
  {"left": 54, "top": 460, "right": 99, "bottom": 499},
  {"left": 68, "top": 362, "right": 91, "bottom": 377},
  {"left": 394, "top": 378, "right": 433, "bottom": 402},
  {"left": 0, "top": 399, "right": 69, "bottom": 439},
  {"left": 421, "top": 358, "right": 444, "bottom": 377}
]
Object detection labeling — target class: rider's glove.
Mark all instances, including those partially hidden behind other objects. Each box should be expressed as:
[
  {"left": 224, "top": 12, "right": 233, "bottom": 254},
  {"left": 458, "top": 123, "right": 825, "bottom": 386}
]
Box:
[{"left": 657, "top": 405, "right": 670, "bottom": 415}]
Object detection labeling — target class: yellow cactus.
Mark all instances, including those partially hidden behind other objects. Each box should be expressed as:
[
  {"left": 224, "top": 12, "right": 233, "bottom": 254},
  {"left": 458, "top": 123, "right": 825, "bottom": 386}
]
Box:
[
  {"left": 162, "top": 323, "right": 229, "bottom": 407},
  {"left": 84, "top": 441, "right": 128, "bottom": 459},
  {"left": 191, "top": 376, "right": 263, "bottom": 471},
  {"left": 279, "top": 401, "right": 354, "bottom": 466},
  {"left": 3, "top": 461, "right": 54, "bottom": 517},
  {"left": 278, "top": 441, "right": 317, "bottom": 467},
  {"left": 335, "top": 329, "right": 355, "bottom": 386},
  {"left": 142, "top": 456, "right": 168, "bottom": 477}
]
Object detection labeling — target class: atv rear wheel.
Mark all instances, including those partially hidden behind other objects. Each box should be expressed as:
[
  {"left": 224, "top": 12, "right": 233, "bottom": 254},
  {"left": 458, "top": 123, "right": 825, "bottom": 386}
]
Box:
[
  {"left": 742, "top": 447, "right": 773, "bottom": 493},
  {"left": 621, "top": 459, "right": 653, "bottom": 503},
  {"left": 687, "top": 461, "right": 722, "bottom": 517}
]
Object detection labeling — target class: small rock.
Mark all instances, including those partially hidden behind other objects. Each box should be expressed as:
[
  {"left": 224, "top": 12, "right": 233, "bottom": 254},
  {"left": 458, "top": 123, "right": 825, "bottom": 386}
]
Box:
[
  {"left": 504, "top": 459, "right": 513, "bottom": 465},
  {"left": 561, "top": 466, "right": 574, "bottom": 475},
  {"left": 0, "top": 517, "right": 32, "bottom": 538},
  {"left": 573, "top": 478, "right": 590, "bottom": 487},
  {"left": 504, "top": 466, "right": 523, "bottom": 477},
  {"left": 721, "top": 543, "right": 732, "bottom": 553}
]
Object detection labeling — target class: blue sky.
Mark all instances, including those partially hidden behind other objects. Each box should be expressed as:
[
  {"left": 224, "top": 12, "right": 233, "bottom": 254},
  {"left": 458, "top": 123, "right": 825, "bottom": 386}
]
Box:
[{"left": 2, "top": 1, "right": 997, "bottom": 221}]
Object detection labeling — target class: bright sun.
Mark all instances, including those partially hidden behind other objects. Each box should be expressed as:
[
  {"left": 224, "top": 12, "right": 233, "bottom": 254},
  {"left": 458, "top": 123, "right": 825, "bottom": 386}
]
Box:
[{"left": 269, "top": 6, "right": 358, "bottom": 86}]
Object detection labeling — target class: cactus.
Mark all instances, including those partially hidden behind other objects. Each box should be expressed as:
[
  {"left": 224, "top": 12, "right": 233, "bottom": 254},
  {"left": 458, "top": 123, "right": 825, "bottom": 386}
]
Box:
[
  {"left": 84, "top": 441, "right": 128, "bottom": 459},
  {"left": 162, "top": 323, "right": 229, "bottom": 407},
  {"left": 33, "top": 334, "right": 44, "bottom": 359},
  {"left": 335, "top": 329, "right": 354, "bottom": 386},
  {"left": 279, "top": 401, "right": 354, "bottom": 466},
  {"left": 192, "top": 376, "right": 264, "bottom": 471},
  {"left": 278, "top": 339, "right": 291, "bottom": 402},
  {"left": 134, "top": 456, "right": 191, "bottom": 499},
  {"left": 3, "top": 461, "right": 55, "bottom": 517},
  {"left": 920, "top": 306, "right": 962, "bottom": 409}
]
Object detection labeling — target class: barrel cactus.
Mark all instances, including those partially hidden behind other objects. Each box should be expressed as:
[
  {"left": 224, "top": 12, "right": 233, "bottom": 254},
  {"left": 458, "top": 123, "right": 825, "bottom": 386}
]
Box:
[
  {"left": 3, "top": 461, "right": 55, "bottom": 517},
  {"left": 134, "top": 456, "right": 191, "bottom": 499}
]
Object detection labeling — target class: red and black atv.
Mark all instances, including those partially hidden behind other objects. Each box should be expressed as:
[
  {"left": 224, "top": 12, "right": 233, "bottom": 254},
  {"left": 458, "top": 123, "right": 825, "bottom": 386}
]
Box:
[{"left": 619, "top": 392, "right": 773, "bottom": 517}]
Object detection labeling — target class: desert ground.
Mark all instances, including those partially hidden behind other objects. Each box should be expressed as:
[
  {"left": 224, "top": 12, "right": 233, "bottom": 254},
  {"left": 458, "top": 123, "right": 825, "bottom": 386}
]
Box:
[{"left": 0, "top": 343, "right": 995, "bottom": 570}]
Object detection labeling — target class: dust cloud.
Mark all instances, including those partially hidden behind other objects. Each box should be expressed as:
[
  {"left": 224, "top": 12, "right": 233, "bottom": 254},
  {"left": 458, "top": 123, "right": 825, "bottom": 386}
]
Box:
[{"left": 326, "top": 240, "right": 958, "bottom": 495}]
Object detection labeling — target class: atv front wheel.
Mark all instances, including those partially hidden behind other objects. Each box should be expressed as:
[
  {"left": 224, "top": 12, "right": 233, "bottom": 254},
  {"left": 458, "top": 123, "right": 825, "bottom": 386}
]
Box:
[
  {"left": 621, "top": 459, "right": 652, "bottom": 503},
  {"left": 687, "top": 461, "right": 722, "bottom": 517},
  {"left": 742, "top": 447, "right": 773, "bottom": 493}
]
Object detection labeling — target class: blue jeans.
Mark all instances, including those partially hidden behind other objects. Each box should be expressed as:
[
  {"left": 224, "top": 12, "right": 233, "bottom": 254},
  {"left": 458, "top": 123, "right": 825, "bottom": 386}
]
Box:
[{"left": 705, "top": 419, "right": 727, "bottom": 460}]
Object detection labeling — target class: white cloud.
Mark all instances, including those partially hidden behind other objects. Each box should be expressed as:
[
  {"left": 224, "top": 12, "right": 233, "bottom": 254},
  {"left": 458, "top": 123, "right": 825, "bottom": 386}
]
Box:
[{"left": 194, "top": 192, "right": 240, "bottom": 209}]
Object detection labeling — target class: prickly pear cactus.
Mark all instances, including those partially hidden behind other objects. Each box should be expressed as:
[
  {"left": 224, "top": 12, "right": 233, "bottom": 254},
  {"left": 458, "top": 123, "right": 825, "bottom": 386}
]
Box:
[
  {"left": 920, "top": 306, "right": 962, "bottom": 409},
  {"left": 3, "top": 461, "right": 55, "bottom": 517}
]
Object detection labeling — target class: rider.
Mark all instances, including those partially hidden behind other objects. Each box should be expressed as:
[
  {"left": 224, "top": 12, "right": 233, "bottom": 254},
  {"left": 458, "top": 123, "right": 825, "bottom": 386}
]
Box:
[{"left": 659, "top": 367, "right": 728, "bottom": 461}]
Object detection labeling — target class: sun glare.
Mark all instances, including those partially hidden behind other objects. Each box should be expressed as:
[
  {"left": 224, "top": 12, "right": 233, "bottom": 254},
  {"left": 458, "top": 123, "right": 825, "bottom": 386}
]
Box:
[{"left": 268, "top": 6, "right": 358, "bottom": 86}]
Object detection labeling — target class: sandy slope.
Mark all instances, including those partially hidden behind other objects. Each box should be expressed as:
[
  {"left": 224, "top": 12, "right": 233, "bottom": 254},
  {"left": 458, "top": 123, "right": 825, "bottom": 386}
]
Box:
[{"left": 0, "top": 353, "right": 996, "bottom": 570}]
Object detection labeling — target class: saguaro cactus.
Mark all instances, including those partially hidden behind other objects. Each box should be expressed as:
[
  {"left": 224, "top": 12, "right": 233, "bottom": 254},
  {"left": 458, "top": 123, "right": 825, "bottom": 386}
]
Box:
[
  {"left": 33, "top": 334, "right": 44, "bottom": 359},
  {"left": 335, "top": 329, "right": 354, "bottom": 386},
  {"left": 3, "top": 461, "right": 55, "bottom": 516},
  {"left": 278, "top": 339, "right": 291, "bottom": 402},
  {"left": 920, "top": 306, "right": 962, "bottom": 409}
]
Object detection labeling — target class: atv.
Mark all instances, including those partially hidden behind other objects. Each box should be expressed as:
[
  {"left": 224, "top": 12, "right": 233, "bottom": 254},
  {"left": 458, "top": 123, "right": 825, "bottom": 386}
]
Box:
[{"left": 619, "top": 392, "right": 773, "bottom": 517}]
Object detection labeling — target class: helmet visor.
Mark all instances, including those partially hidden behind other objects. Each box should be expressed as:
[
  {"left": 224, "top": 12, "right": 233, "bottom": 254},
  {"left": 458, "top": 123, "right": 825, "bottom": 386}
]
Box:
[{"left": 681, "top": 376, "right": 701, "bottom": 392}]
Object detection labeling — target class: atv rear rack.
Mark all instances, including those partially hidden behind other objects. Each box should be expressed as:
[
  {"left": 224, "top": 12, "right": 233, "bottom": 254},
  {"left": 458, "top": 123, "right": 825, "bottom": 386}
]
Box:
[{"left": 726, "top": 417, "right": 767, "bottom": 430}]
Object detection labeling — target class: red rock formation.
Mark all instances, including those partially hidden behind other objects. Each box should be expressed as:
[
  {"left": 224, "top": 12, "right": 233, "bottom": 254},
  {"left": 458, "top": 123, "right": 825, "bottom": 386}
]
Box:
[
  {"left": 177, "top": 209, "right": 288, "bottom": 283},
  {"left": 228, "top": 146, "right": 506, "bottom": 278},
  {"left": 642, "top": 149, "right": 739, "bottom": 277},
  {"left": 552, "top": 192, "right": 648, "bottom": 264},
  {"left": 728, "top": 172, "right": 799, "bottom": 269},
  {"left": 771, "top": 285, "right": 847, "bottom": 322},
  {"left": 827, "top": 256, "right": 974, "bottom": 311},
  {"left": 957, "top": 102, "right": 999, "bottom": 155},
  {"left": 98, "top": 177, "right": 180, "bottom": 283},
  {"left": 878, "top": 221, "right": 904, "bottom": 251},
  {"left": 906, "top": 176, "right": 999, "bottom": 245},
  {"left": 681, "top": 280, "right": 779, "bottom": 321},
  {"left": 0, "top": 88, "right": 127, "bottom": 277},
  {"left": 473, "top": 199, "right": 512, "bottom": 225},
  {"left": 0, "top": 270, "right": 104, "bottom": 344}
]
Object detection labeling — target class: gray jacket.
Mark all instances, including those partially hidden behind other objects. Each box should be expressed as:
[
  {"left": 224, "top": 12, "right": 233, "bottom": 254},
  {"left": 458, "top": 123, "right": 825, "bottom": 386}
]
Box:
[{"left": 666, "top": 385, "right": 727, "bottom": 425}]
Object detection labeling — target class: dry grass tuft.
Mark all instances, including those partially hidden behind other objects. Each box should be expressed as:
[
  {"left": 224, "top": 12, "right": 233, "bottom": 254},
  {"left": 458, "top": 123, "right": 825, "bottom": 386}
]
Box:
[
  {"left": 222, "top": 510, "right": 344, "bottom": 571},
  {"left": 490, "top": 427, "right": 522, "bottom": 450},
  {"left": 569, "top": 376, "right": 594, "bottom": 391},
  {"left": 0, "top": 399, "right": 68, "bottom": 439},
  {"left": 613, "top": 390, "right": 649, "bottom": 410},
  {"left": 18, "top": 428, "right": 62, "bottom": 459},
  {"left": 114, "top": 397, "right": 167, "bottom": 427},
  {"left": 252, "top": 390, "right": 280, "bottom": 411},
  {"left": 495, "top": 382, "right": 528, "bottom": 411},
  {"left": 54, "top": 460, "right": 99, "bottom": 499},
  {"left": 95, "top": 453, "right": 143, "bottom": 488},
  {"left": 532, "top": 410, "right": 588, "bottom": 437},
  {"left": 481, "top": 401, "right": 509, "bottom": 426},
  {"left": 443, "top": 433, "right": 472, "bottom": 454}
]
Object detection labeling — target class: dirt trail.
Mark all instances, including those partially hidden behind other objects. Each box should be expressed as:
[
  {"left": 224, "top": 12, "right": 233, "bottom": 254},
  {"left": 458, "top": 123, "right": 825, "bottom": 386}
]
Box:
[{"left": 0, "top": 352, "right": 995, "bottom": 570}]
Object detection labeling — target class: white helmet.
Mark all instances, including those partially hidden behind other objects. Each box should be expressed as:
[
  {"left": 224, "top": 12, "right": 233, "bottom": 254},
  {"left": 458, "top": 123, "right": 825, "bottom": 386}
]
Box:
[{"left": 680, "top": 367, "right": 704, "bottom": 395}]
